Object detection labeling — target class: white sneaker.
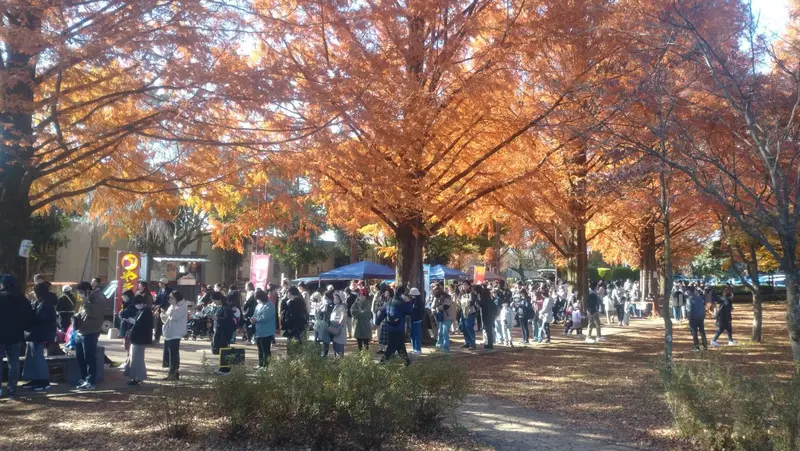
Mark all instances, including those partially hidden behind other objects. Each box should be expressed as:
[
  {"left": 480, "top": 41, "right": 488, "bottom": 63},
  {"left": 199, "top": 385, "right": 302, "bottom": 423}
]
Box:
[
  {"left": 728, "top": 340, "right": 738, "bottom": 346},
  {"left": 711, "top": 341, "right": 721, "bottom": 347},
  {"left": 596, "top": 337, "right": 607, "bottom": 342},
  {"left": 585, "top": 337, "right": 595, "bottom": 343}
]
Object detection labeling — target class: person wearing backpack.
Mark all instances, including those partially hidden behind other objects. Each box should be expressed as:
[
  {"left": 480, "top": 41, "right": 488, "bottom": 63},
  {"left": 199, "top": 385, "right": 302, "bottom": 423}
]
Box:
[{"left": 375, "top": 286, "right": 413, "bottom": 365}]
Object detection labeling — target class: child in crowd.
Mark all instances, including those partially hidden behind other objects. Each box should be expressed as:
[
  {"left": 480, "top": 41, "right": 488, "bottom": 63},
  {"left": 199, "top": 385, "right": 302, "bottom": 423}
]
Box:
[{"left": 564, "top": 302, "right": 583, "bottom": 337}]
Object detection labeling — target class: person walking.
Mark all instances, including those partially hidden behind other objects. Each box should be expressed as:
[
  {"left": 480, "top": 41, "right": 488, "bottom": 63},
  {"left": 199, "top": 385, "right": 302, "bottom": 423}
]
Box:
[
  {"left": 687, "top": 286, "right": 709, "bottom": 351},
  {"left": 21, "top": 281, "right": 58, "bottom": 391},
  {"left": 125, "top": 294, "right": 153, "bottom": 385},
  {"left": 408, "top": 287, "right": 425, "bottom": 354},
  {"left": 74, "top": 281, "right": 104, "bottom": 390},
  {"left": 379, "top": 286, "right": 413, "bottom": 365},
  {"left": 161, "top": 291, "right": 187, "bottom": 381},
  {"left": 350, "top": 288, "right": 373, "bottom": 351},
  {"left": 251, "top": 290, "right": 276, "bottom": 368},
  {"left": 711, "top": 287, "right": 737, "bottom": 347},
  {"left": 0, "top": 275, "right": 33, "bottom": 399}
]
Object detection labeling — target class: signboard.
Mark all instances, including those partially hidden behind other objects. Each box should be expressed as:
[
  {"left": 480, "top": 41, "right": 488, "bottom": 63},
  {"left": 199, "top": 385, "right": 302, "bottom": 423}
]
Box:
[
  {"left": 474, "top": 266, "right": 486, "bottom": 284},
  {"left": 116, "top": 251, "right": 141, "bottom": 314},
  {"left": 18, "top": 240, "right": 32, "bottom": 258},
  {"left": 250, "top": 253, "right": 271, "bottom": 290}
]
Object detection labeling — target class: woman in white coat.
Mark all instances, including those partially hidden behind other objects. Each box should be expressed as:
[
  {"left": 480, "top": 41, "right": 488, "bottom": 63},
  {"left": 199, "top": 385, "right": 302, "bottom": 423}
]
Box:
[
  {"left": 537, "top": 290, "right": 554, "bottom": 343},
  {"left": 328, "top": 292, "right": 348, "bottom": 358},
  {"left": 161, "top": 291, "right": 188, "bottom": 380}
]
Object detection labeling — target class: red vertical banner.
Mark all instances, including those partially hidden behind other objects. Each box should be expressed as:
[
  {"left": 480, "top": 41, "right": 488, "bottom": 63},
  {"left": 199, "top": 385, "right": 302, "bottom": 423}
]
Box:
[
  {"left": 250, "top": 253, "right": 271, "bottom": 290},
  {"left": 474, "top": 266, "right": 486, "bottom": 284},
  {"left": 116, "top": 251, "right": 141, "bottom": 314}
]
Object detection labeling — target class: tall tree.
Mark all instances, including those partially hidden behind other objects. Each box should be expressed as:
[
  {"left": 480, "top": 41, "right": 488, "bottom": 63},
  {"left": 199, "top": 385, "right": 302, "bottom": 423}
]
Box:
[
  {"left": 0, "top": 1, "right": 296, "bottom": 275},
  {"left": 250, "top": 0, "right": 610, "bottom": 288}
]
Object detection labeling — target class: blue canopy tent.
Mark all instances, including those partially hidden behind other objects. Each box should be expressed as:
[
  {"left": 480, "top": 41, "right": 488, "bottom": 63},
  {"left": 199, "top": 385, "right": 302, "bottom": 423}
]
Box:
[
  {"left": 428, "top": 264, "right": 469, "bottom": 281},
  {"left": 318, "top": 260, "right": 396, "bottom": 281}
]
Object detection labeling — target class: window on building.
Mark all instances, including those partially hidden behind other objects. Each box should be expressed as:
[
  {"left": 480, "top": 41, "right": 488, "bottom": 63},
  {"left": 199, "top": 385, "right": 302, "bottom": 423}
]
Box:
[{"left": 97, "top": 247, "right": 110, "bottom": 283}]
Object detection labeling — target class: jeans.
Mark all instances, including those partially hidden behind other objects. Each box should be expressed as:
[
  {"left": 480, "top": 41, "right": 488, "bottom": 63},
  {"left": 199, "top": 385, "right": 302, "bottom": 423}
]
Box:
[
  {"left": 410, "top": 320, "right": 422, "bottom": 352},
  {"left": 76, "top": 333, "right": 100, "bottom": 385},
  {"left": 462, "top": 314, "right": 476, "bottom": 348},
  {"left": 162, "top": 339, "right": 181, "bottom": 375},
  {"left": 0, "top": 343, "right": 21, "bottom": 392},
  {"left": 672, "top": 306, "right": 682, "bottom": 321},
  {"left": 256, "top": 335, "right": 273, "bottom": 367},
  {"left": 436, "top": 320, "right": 452, "bottom": 352},
  {"left": 538, "top": 321, "right": 550, "bottom": 341},
  {"left": 383, "top": 330, "right": 410, "bottom": 365},
  {"left": 494, "top": 319, "right": 504, "bottom": 343},
  {"left": 332, "top": 342, "right": 345, "bottom": 357},
  {"left": 713, "top": 322, "right": 733, "bottom": 342},
  {"left": 520, "top": 317, "right": 530, "bottom": 342},
  {"left": 689, "top": 317, "right": 707, "bottom": 348},
  {"left": 615, "top": 305, "right": 625, "bottom": 323}
]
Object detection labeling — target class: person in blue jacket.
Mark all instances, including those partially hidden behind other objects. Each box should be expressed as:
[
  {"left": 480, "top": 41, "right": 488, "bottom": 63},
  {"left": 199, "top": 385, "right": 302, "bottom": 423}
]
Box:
[
  {"left": 250, "top": 290, "right": 276, "bottom": 367},
  {"left": 23, "top": 281, "right": 58, "bottom": 391},
  {"left": 375, "top": 285, "right": 413, "bottom": 365}
]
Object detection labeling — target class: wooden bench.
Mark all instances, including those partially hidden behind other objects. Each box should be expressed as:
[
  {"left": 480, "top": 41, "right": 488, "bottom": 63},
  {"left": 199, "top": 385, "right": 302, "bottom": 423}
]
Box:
[{"left": 2, "top": 346, "right": 105, "bottom": 385}]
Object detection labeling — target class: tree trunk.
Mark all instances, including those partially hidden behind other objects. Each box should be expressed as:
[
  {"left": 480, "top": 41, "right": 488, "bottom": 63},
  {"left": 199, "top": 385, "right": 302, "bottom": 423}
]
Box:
[
  {"left": 0, "top": 10, "right": 39, "bottom": 277},
  {"left": 395, "top": 219, "right": 427, "bottom": 290},
  {"left": 566, "top": 224, "right": 588, "bottom": 311},
  {"left": 639, "top": 218, "right": 658, "bottom": 303},
  {"left": 783, "top": 267, "right": 800, "bottom": 362},
  {"left": 744, "top": 246, "right": 762, "bottom": 342},
  {"left": 660, "top": 168, "right": 673, "bottom": 371}
]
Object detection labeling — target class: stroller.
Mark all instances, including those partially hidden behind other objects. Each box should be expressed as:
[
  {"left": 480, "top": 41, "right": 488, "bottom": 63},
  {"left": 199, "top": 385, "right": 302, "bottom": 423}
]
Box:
[{"left": 187, "top": 316, "right": 212, "bottom": 340}]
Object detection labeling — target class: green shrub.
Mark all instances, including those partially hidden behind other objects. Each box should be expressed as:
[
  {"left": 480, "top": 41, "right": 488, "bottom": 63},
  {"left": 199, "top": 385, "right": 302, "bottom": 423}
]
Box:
[
  {"left": 664, "top": 358, "right": 800, "bottom": 450},
  {"left": 610, "top": 266, "right": 639, "bottom": 281},
  {"left": 588, "top": 267, "right": 600, "bottom": 282},
  {"left": 209, "top": 342, "right": 469, "bottom": 450},
  {"left": 597, "top": 267, "right": 612, "bottom": 280}
]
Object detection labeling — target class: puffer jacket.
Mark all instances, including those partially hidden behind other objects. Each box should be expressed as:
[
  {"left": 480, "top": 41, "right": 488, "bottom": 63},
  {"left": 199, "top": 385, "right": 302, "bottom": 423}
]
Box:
[
  {"left": 161, "top": 300, "right": 188, "bottom": 341},
  {"left": 0, "top": 288, "right": 34, "bottom": 345},
  {"left": 26, "top": 291, "right": 58, "bottom": 343},
  {"left": 77, "top": 289, "right": 105, "bottom": 335}
]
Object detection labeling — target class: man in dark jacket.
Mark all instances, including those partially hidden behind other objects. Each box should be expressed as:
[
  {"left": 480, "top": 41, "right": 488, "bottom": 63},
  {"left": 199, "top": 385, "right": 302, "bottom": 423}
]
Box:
[
  {"left": 283, "top": 287, "right": 308, "bottom": 342},
  {"left": 409, "top": 287, "right": 426, "bottom": 354},
  {"left": 688, "top": 286, "right": 709, "bottom": 351},
  {"left": 477, "top": 285, "right": 496, "bottom": 349},
  {"left": 380, "top": 286, "right": 413, "bottom": 365},
  {"left": 0, "top": 275, "right": 33, "bottom": 399}
]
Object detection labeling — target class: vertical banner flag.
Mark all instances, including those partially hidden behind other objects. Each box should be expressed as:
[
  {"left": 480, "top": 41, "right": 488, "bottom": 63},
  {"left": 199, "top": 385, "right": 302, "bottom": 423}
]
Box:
[
  {"left": 474, "top": 266, "right": 486, "bottom": 284},
  {"left": 423, "top": 264, "right": 431, "bottom": 298},
  {"left": 250, "top": 254, "right": 272, "bottom": 290},
  {"left": 116, "top": 251, "right": 141, "bottom": 314}
]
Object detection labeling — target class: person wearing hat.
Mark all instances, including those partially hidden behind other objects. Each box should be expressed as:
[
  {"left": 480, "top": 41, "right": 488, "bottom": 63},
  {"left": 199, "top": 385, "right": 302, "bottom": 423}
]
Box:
[
  {"left": 57, "top": 285, "right": 77, "bottom": 333},
  {"left": 153, "top": 278, "right": 173, "bottom": 345},
  {"left": 408, "top": 287, "right": 425, "bottom": 354},
  {"left": 350, "top": 287, "right": 372, "bottom": 351},
  {"left": 0, "top": 275, "right": 34, "bottom": 399}
]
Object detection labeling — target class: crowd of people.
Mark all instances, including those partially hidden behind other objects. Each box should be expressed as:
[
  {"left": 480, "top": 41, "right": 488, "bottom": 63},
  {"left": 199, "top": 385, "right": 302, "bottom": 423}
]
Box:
[{"left": 0, "top": 271, "right": 741, "bottom": 399}]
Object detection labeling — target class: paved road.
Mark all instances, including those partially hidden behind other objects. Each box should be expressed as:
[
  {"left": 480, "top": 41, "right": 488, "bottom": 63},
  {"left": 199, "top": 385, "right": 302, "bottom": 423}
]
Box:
[{"left": 457, "top": 394, "right": 640, "bottom": 451}]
